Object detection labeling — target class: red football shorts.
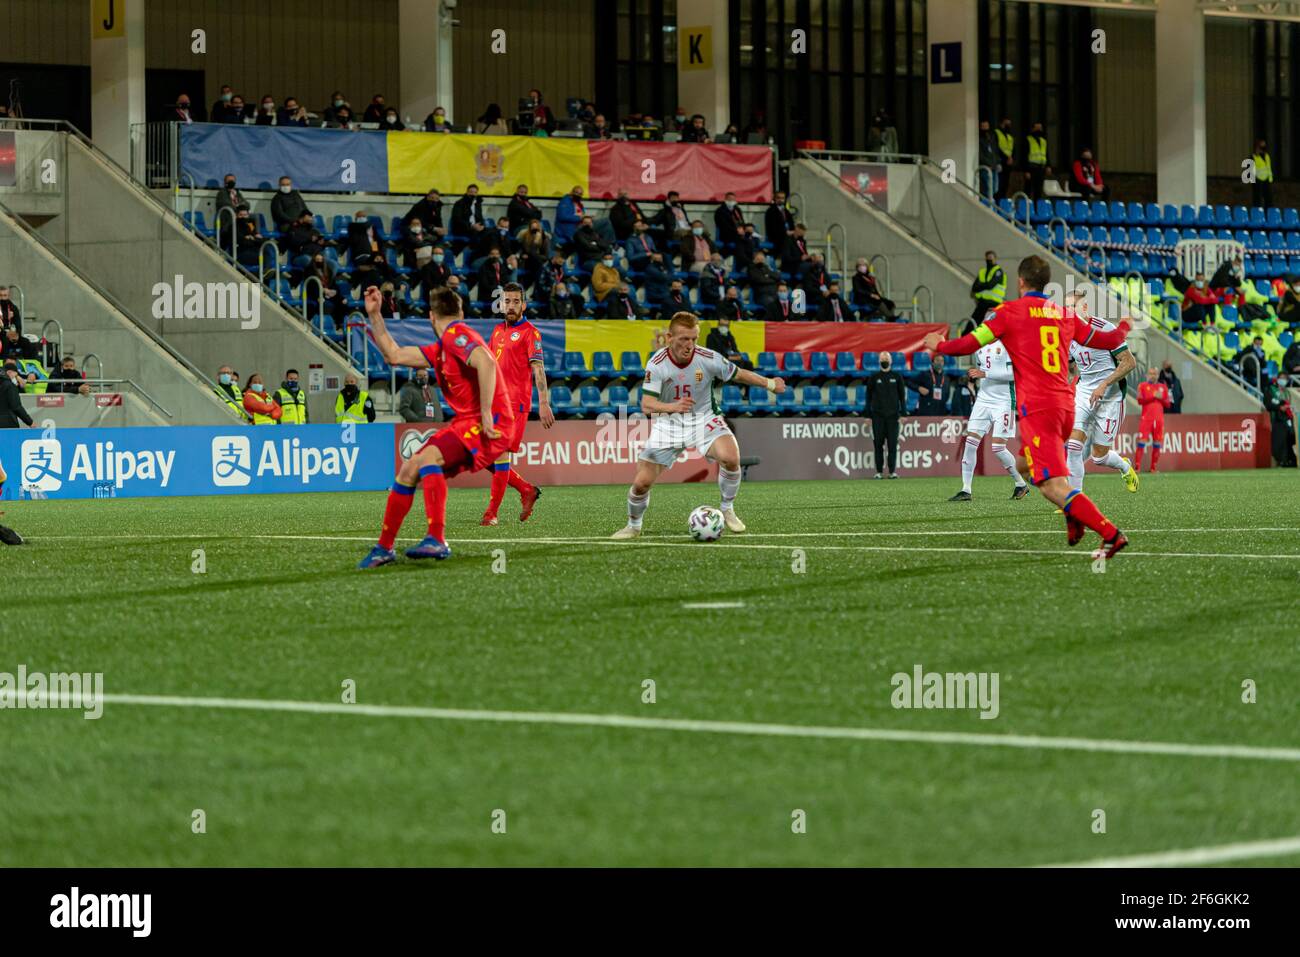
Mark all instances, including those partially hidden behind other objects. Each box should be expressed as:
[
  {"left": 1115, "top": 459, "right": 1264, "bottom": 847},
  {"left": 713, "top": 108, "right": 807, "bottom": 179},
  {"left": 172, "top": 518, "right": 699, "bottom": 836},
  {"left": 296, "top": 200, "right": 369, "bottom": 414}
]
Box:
[
  {"left": 505, "top": 404, "right": 529, "bottom": 454},
  {"left": 1018, "top": 405, "right": 1072, "bottom": 485},
  {"left": 421, "top": 415, "right": 514, "bottom": 477},
  {"left": 1137, "top": 412, "right": 1165, "bottom": 444}
]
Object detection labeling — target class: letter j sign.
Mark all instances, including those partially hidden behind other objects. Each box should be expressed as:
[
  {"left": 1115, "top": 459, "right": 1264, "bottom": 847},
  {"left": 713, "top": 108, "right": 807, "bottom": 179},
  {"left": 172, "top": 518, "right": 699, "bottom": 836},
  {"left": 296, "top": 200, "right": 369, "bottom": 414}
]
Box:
[{"left": 930, "top": 42, "right": 961, "bottom": 84}]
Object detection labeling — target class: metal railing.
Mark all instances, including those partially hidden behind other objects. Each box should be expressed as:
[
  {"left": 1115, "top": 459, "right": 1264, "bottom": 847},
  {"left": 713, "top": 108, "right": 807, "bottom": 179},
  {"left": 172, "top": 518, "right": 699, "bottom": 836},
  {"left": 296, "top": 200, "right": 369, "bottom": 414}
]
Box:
[
  {"left": 6, "top": 283, "right": 25, "bottom": 319},
  {"left": 869, "top": 253, "right": 891, "bottom": 300},
  {"left": 824, "top": 222, "right": 847, "bottom": 275},
  {"left": 258, "top": 240, "right": 282, "bottom": 296},
  {"left": 40, "top": 318, "right": 64, "bottom": 359},
  {"left": 911, "top": 284, "right": 934, "bottom": 325},
  {"left": 45, "top": 376, "right": 175, "bottom": 419},
  {"left": 129, "top": 121, "right": 179, "bottom": 190}
]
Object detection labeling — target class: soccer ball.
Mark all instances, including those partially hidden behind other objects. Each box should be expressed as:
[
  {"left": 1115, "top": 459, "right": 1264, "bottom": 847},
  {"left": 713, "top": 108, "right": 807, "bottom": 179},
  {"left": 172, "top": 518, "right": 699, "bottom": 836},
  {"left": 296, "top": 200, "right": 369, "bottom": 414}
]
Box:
[{"left": 688, "top": 506, "right": 725, "bottom": 542}]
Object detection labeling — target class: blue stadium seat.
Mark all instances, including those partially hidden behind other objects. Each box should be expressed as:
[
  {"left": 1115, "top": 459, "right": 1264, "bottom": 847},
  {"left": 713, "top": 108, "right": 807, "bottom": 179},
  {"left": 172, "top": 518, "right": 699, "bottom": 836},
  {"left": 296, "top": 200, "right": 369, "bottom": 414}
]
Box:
[
  {"left": 563, "top": 350, "right": 591, "bottom": 378},
  {"left": 618, "top": 350, "right": 645, "bottom": 376},
  {"left": 757, "top": 351, "right": 780, "bottom": 376},
  {"left": 996, "top": 199, "right": 1014, "bottom": 220},
  {"left": 1212, "top": 205, "right": 1232, "bottom": 227},
  {"left": 1284, "top": 208, "right": 1300, "bottom": 230},
  {"left": 1269, "top": 230, "right": 1287, "bottom": 249},
  {"left": 1107, "top": 253, "right": 1130, "bottom": 274},
  {"left": 905, "top": 389, "right": 919, "bottom": 413},
  {"left": 1280, "top": 331, "right": 1295, "bottom": 348},
  {"left": 1223, "top": 332, "right": 1240, "bottom": 353},
  {"left": 721, "top": 384, "right": 745, "bottom": 415},
  {"left": 547, "top": 384, "right": 573, "bottom": 416},
  {"left": 808, "top": 351, "right": 833, "bottom": 378},
  {"left": 1091, "top": 226, "right": 1110, "bottom": 244},
  {"left": 1249, "top": 207, "right": 1267, "bottom": 228},
  {"left": 1267, "top": 207, "right": 1284, "bottom": 229},
  {"left": 1032, "top": 200, "right": 1053, "bottom": 224},
  {"left": 329, "top": 215, "right": 350, "bottom": 242},
  {"left": 1127, "top": 202, "right": 1146, "bottom": 227},
  {"left": 1111, "top": 227, "right": 1129, "bottom": 245},
  {"left": 775, "top": 389, "right": 799, "bottom": 414},
  {"left": 834, "top": 351, "right": 857, "bottom": 376},
  {"left": 1143, "top": 203, "right": 1162, "bottom": 225},
  {"left": 1178, "top": 205, "right": 1197, "bottom": 227},
  {"left": 1071, "top": 200, "right": 1091, "bottom": 223},
  {"left": 827, "top": 384, "right": 850, "bottom": 414},
  {"left": 591, "top": 351, "right": 617, "bottom": 381},
  {"left": 782, "top": 352, "right": 806, "bottom": 375},
  {"left": 1195, "top": 206, "right": 1215, "bottom": 228},
  {"left": 1053, "top": 200, "right": 1073, "bottom": 221},
  {"left": 607, "top": 384, "right": 631, "bottom": 411},
  {"left": 1231, "top": 206, "right": 1250, "bottom": 228},
  {"left": 911, "top": 351, "right": 932, "bottom": 372},
  {"left": 544, "top": 349, "right": 564, "bottom": 375},
  {"left": 384, "top": 247, "right": 411, "bottom": 278},
  {"left": 800, "top": 385, "right": 824, "bottom": 414},
  {"left": 578, "top": 385, "right": 604, "bottom": 416},
  {"left": 860, "top": 351, "right": 881, "bottom": 374},
  {"left": 890, "top": 351, "right": 907, "bottom": 370},
  {"left": 747, "top": 386, "right": 773, "bottom": 414}
]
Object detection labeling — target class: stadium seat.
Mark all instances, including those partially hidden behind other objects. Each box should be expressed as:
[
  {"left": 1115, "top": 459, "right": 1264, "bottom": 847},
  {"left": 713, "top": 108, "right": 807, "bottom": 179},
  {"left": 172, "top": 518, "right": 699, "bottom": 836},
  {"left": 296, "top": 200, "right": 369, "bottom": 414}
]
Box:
[
  {"left": 1249, "top": 207, "right": 1267, "bottom": 228},
  {"left": 578, "top": 385, "right": 604, "bottom": 416},
  {"left": 1143, "top": 203, "right": 1162, "bottom": 225},
  {"left": 549, "top": 385, "right": 575, "bottom": 417},
  {"left": 591, "top": 351, "right": 617, "bottom": 382},
  {"left": 1231, "top": 205, "right": 1250, "bottom": 228},
  {"left": 562, "top": 350, "right": 592, "bottom": 379},
  {"left": 860, "top": 352, "right": 881, "bottom": 374},
  {"left": 1267, "top": 207, "right": 1284, "bottom": 228},
  {"left": 911, "top": 351, "right": 932, "bottom": 372},
  {"left": 782, "top": 352, "right": 806, "bottom": 376},
  {"left": 607, "top": 384, "right": 631, "bottom": 411},
  {"left": 808, "top": 351, "right": 833, "bottom": 379},
  {"left": 747, "top": 386, "right": 773, "bottom": 414},
  {"left": 619, "top": 350, "right": 645, "bottom": 377},
  {"left": 799, "top": 385, "right": 825, "bottom": 414},
  {"left": 757, "top": 351, "right": 780, "bottom": 376},
  {"left": 721, "top": 384, "right": 745, "bottom": 415},
  {"left": 1127, "top": 202, "right": 1146, "bottom": 227},
  {"left": 775, "top": 389, "right": 799, "bottom": 415},
  {"left": 827, "top": 384, "right": 851, "bottom": 414},
  {"left": 1032, "top": 200, "right": 1053, "bottom": 224},
  {"left": 890, "top": 351, "right": 907, "bottom": 370},
  {"left": 834, "top": 351, "right": 858, "bottom": 376}
]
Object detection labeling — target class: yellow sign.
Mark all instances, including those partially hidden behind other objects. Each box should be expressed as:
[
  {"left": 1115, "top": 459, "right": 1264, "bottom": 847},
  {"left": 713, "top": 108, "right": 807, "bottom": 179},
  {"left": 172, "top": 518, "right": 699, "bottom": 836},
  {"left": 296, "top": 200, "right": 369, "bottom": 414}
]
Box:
[
  {"left": 681, "top": 26, "right": 712, "bottom": 71},
  {"left": 92, "top": 0, "right": 125, "bottom": 38},
  {"left": 386, "top": 132, "right": 589, "bottom": 197}
]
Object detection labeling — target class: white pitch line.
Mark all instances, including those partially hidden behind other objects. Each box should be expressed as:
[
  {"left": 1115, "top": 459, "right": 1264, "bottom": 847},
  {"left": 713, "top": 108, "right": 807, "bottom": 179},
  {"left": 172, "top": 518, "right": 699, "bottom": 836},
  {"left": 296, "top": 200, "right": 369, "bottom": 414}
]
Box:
[
  {"left": 12, "top": 693, "right": 1299, "bottom": 765},
  {"left": 1038, "top": 835, "right": 1300, "bottom": 868},
  {"left": 681, "top": 601, "right": 745, "bottom": 609}
]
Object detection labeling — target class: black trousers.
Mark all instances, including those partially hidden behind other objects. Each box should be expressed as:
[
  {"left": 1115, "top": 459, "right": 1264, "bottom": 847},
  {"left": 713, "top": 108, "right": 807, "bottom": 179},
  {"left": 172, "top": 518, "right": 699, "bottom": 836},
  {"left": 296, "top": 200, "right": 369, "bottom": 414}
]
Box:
[
  {"left": 1026, "top": 164, "right": 1046, "bottom": 200},
  {"left": 1253, "top": 181, "right": 1274, "bottom": 209},
  {"left": 872, "top": 414, "right": 900, "bottom": 475}
]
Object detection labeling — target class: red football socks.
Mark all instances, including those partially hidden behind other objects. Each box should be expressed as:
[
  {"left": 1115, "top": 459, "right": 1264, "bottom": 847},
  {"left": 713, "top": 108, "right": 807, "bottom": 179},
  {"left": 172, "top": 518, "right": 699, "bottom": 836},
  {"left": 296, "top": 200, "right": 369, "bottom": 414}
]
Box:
[
  {"left": 1063, "top": 489, "right": 1117, "bottom": 540},
  {"left": 421, "top": 466, "right": 448, "bottom": 542},
  {"left": 378, "top": 482, "right": 417, "bottom": 549}
]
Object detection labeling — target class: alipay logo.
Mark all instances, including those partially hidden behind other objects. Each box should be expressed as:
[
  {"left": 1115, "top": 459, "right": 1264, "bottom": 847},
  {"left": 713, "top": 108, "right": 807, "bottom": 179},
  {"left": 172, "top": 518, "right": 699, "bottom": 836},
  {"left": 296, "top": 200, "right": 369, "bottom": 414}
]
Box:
[
  {"left": 21, "top": 438, "right": 63, "bottom": 492},
  {"left": 211, "top": 435, "right": 252, "bottom": 487}
]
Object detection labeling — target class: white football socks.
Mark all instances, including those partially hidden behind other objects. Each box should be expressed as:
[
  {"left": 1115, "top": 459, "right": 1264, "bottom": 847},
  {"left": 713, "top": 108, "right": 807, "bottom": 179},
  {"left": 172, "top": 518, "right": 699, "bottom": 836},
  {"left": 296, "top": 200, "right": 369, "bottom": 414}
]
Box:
[
  {"left": 992, "top": 443, "right": 1026, "bottom": 486},
  {"left": 1066, "top": 439, "right": 1086, "bottom": 491},
  {"left": 1091, "top": 450, "right": 1131, "bottom": 473},
  {"left": 627, "top": 488, "right": 649, "bottom": 527},
  {"left": 718, "top": 467, "right": 742, "bottom": 511},
  {"left": 960, "top": 436, "right": 980, "bottom": 493}
]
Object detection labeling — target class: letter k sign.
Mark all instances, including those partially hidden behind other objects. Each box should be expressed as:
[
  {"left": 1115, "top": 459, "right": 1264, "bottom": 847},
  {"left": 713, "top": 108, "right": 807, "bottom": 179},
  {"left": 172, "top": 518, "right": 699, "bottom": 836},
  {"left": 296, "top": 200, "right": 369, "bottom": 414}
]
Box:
[{"left": 682, "top": 26, "right": 712, "bottom": 71}]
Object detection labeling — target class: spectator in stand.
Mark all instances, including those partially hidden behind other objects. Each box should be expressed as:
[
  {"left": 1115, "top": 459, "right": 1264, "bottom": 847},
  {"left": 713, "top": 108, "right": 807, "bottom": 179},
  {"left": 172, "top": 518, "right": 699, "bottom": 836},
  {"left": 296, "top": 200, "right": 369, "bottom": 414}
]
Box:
[
  {"left": 402, "top": 188, "right": 446, "bottom": 240},
  {"left": 977, "top": 120, "right": 1000, "bottom": 198},
  {"left": 325, "top": 105, "right": 354, "bottom": 129},
  {"left": 910, "top": 362, "right": 948, "bottom": 415},
  {"left": 48, "top": 356, "right": 85, "bottom": 394},
  {"left": 548, "top": 281, "right": 580, "bottom": 318},
  {"left": 227, "top": 95, "right": 248, "bottom": 123},
  {"left": 285, "top": 211, "right": 325, "bottom": 269},
  {"left": 215, "top": 173, "right": 247, "bottom": 229},
  {"left": 242, "top": 373, "right": 282, "bottom": 424},
  {"left": 322, "top": 92, "right": 350, "bottom": 125},
  {"left": 473, "top": 216, "right": 517, "bottom": 265},
  {"left": 1209, "top": 255, "right": 1245, "bottom": 307},
  {"left": 1283, "top": 338, "right": 1300, "bottom": 377},
  {"left": 476, "top": 247, "right": 513, "bottom": 301},
  {"left": 474, "top": 103, "right": 510, "bottom": 135},
  {"left": 271, "top": 176, "right": 310, "bottom": 233},
  {"left": 165, "top": 94, "right": 195, "bottom": 124},
  {"left": 716, "top": 286, "right": 745, "bottom": 324},
  {"left": 362, "top": 94, "right": 388, "bottom": 124},
  {"left": 554, "top": 186, "right": 586, "bottom": 248},
  {"left": 852, "top": 258, "right": 895, "bottom": 320},
  {"left": 607, "top": 283, "right": 641, "bottom": 320},
  {"left": 380, "top": 106, "right": 405, "bottom": 131},
  {"left": 609, "top": 190, "right": 646, "bottom": 241},
  {"left": 0, "top": 287, "right": 21, "bottom": 334},
  {"left": 782, "top": 223, "right": 811, "bottom": 280},
  {"left": 1071, "top": 147, "right": 1108, "bottom": 201},
  {"left": 336, "top": 373, "right": 376, "bottom": 424},
  {"left": 402, "top": 218, "right": 436, "bottom": 271},
  {"left": 748, "top": 251, "right": 781, "bottom": 315},
  {"left": 802, "top": 252, "right": 829, "bottom": 312},
  {"left": 653, "top": 191, "right": 692, "bottom": 246},
  {"left": 1158, "top": 361, "right": 1184, "bottom": 414},
  {"left": 706, "top": 313, "right": 751, "bottom": 370},
  {"left": 714, "top": 192, "right": 745, "bottom": 246},
  {"left": 768, "top": 282, "right": 795, "bottom": 320},
  {"left": 658, "top": 279, "right": 690, "bottom": 320},
  {"left": 994, "top": 117, "right": 1016, "bottom": 199},
  {"left": 255, "top": 95, "right": 278, "bottom": 125},
  {"left": 507, "top": 183, "right": 542, "bottom": 233},
  {"left": 765, "top": 191, "right": 795, "bottom": 246},
  {"left": 641, "top": 253, "right": 672, "bottom": 308},
  {"left": 211, "top": 85, "right": 238, "bottom": 122},
  {"left": 584, "top": 113, "right": 613, "bottom": 139},
  {"left": 538, "top": 253, "right": 568, "bottom": 299},
  {"left": 743, "top": 110, "right": 768, "bottom": 143},
  {"left": 279, "top": 97, "right": 309, "bottom": 127},
  {"left": 680, "top": 220, "right": 716, "bottom": 274},
  {"left": 346, "top": 209, "right": 392, "bottom": 288},
  {"left": 398, "top": 368, "right": 443, "bottom": 423},
  {"left": 232, "top": 206, "right": 265, "bottom": 267},
  {"left": 591, "top": 253, "right": 622, "bottom": 305},
  {"left": 1024, "top": 121, "right": 1049, "bottom": 201},
  {"left": 0, "top": 362, "right": 33, "bottom": 429},
  {"left": 1236, "top": 336, "right": 1268, "bottom": 385},
  {"left": 451, "top": 184, "right": 485, "bottom": 242},
  {"left": 423, "top": 107, "right": 452, "bottom": 133},
  {"left": 445, "top": 275, "right": 474, "bottom": 317},
  {"left": 523, "top": 89, "right": 555, "bottom": 134},
  {"left": 624, "top": 220, "right": 657, "bottom": 270},
  {"left": 818, "top": 280, "right": 851, "bottom": 322},
  {"left": 571, "top": 215, "right": 609, "bottom": 270},
  {"left": 1, "top": 327, "right": 36, "bottom": 361},
  {"left": 699, "top": 253, "right": 728, "bottom": 308},
  {"left": 518, "top": 220, "right": 550, "bottom": 288},
  {"left": 1251, "top": 138, "right": 1274, "bottom": 209},
  {"left": 1276, "top": 275, "right": 1300, "bottom": 324},
  {"left": 680, "top": 114, "right": 710, "bottom": 143},
  {"left": 214, "top": 364, "right": 247, "bottom": 421},
  {"left": 304, "top": 253, "right": 346, "bottom": 332},
  {"left": 416, "top": 245, "right": 452, "bottom": 294},
  {"left": 1181, "top": 272, "right": 1219, "bottom": 328},
  {"left": 733, "top": 222, "right": 761, "bottom": 268}
]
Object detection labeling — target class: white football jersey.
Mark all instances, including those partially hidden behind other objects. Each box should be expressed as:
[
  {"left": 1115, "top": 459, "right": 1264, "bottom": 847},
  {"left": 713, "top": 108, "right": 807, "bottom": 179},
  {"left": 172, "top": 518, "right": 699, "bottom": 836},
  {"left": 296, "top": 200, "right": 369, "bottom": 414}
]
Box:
[
  {"left": 973, "top": 341, "right": 1014, "bottom": 405},
  {"left": 643, "top": 346, "right": 737, "bottom": 418},
  {"left": 1069, "top": 316, "right": 1129, "bottom": 401}
]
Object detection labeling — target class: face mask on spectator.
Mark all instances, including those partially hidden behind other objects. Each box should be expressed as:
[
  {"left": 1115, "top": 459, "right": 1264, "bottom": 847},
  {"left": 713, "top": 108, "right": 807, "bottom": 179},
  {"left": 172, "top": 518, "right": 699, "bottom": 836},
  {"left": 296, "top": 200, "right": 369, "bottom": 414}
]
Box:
[
  {"left": 333, "top": 98, "right": 344, "bottom": 108},
  {"left": 356, "top": 215, "right": 367, "bottom": 224},
  {"left": 432, "top": 253, "right": 444, "bottom": 264},
  {"left": 858, "top": 265, "right": 868, "bottom": 274},
  {"left": 283, "top": 379, "right": 299, "bottom": 392},
  {"left": 1195, "top": 280, "right": 1205, "bottom": 288},
  {"left": 386, "top": 113, "right": 398, "bottom": 123},
  {"left": 412, "top": 226, "right": 423, "bottom": 235},
  {"left": 225, "top": 179, "right": 236, "bottom": 189},
  {"left": 219, "top": 373, "right": 232, "bottom": 385},
  {"left": 279, "top": 184, "right": 291, "bottom": 194},
  {"left": 250, "top": 383, "right": 264, "bottom": 394},
  {"left": 778, "top": 291, "right": 789, "bottom": 301},
  {"left": 222, "top": 92, "right": 233, "bottom": 102},
  {"left": 342, "top": 384, "right": 359, "bottom": 401},
  {"left": 602, "top": 258, "right": 614, "bottom": 268},
  {"left": 262, "top": 101, "right": 273, "bottom": 111},
  {"left": 692, "top": 227, "right": 703, "bottom": 236}
]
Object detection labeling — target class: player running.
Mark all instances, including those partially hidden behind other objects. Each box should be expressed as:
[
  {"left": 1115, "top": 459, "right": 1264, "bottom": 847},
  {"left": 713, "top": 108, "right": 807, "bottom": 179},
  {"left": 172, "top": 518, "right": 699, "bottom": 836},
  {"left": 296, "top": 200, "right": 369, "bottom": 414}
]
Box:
[
  {"left": 1133, "top": 366, "right": 1172, "bottom": 472},
  {"left": 949, "top": 311, "right": 1029, "bottom": 501},
  {"left": 923, "top": 256, "right": 1132, "bottom": 558},
  {"left": 357, "top": 286, "right": 514, "bottom": 568},
  {"left": 1064, "top": 290, "right": 1139, "bottom": 493},
  {"left": 611, "top": 312, "right": 785, "bottom": 539},
  {"left": 481, "top": 283, "right": 553, "bottom": 525}
]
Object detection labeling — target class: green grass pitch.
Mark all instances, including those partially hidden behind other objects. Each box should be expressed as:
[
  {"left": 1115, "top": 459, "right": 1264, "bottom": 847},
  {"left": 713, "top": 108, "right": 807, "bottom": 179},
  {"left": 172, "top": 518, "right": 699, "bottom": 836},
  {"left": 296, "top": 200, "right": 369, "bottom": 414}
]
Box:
[{"left": 2, "top": 469, "right": 1298, "bottom": 867}]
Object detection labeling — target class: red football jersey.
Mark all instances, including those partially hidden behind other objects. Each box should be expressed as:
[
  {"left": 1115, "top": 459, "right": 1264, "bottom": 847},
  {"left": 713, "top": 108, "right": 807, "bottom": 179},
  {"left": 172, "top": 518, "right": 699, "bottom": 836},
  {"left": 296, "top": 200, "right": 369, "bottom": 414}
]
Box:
[
  {"left": 489, "top": 318, "right": 543, "bottom": 416},
  {"left": 1137, "top": 381, "right": 1170, "bottom": 416},
  {"left": 980, "top": 292, "right": 1126, "bottom": 416},
  {"left": 419, "top": 321, "right": 514, "bottom": 427}
]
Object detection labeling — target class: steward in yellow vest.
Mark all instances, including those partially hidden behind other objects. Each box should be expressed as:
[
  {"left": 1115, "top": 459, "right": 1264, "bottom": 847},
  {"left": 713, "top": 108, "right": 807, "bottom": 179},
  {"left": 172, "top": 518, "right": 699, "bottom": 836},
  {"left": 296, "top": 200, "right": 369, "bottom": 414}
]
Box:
[
  {"left": 336, "top": 375, "right": 374, "bottom": 423},
  {"left": 276, "top": 369, "right": 308, "bottom": 424}
]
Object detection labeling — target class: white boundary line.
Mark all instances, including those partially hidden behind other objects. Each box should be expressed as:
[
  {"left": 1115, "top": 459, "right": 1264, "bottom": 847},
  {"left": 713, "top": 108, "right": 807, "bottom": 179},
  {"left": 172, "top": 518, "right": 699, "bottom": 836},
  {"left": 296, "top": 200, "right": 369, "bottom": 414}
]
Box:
[
  {"left": 1038, "top": 835, "right": 1300, "bottom": 868},
  {"left": 16, "top": 693, "right": 1297, "bottom": 764}
]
